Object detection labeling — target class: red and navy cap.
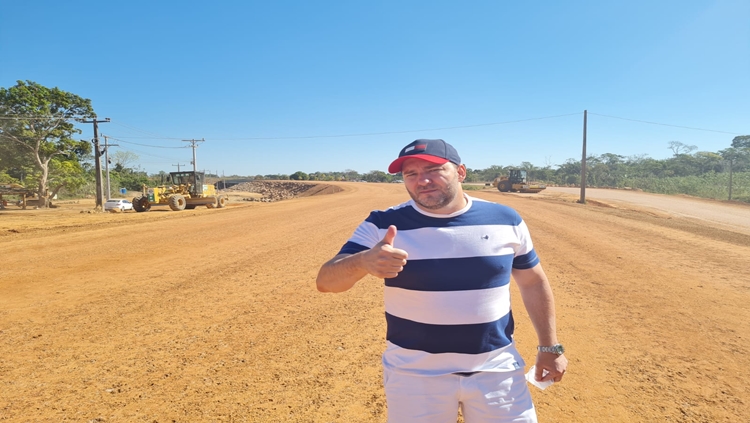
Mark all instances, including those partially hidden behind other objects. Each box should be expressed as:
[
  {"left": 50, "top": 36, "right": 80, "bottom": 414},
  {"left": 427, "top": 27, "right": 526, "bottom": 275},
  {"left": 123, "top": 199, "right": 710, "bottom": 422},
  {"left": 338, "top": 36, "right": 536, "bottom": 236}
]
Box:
[{"left": 388, "top": 139, "right": 462, "bottom": 174}]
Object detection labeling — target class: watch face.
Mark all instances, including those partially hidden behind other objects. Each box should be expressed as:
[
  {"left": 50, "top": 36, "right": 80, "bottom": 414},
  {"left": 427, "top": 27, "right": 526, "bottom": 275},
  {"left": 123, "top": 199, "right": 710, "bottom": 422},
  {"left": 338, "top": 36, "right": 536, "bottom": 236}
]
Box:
[{"left": 539, "top": 344, "right": 564, "bottom": 354}]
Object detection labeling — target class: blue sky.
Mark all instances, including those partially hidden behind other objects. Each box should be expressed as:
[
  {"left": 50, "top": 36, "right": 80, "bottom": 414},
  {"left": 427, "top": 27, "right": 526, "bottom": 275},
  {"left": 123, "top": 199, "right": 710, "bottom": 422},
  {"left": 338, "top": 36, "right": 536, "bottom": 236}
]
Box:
[{"left": 2, "top": 1, "right": 748, "bottom": 176}]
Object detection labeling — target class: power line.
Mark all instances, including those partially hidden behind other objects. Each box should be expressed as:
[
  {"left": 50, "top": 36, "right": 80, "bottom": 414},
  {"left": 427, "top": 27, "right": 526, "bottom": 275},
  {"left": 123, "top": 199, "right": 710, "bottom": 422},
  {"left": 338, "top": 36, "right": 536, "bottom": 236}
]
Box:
[
  {"left": 109, "top": 120, "right": 174, "bottom": 139},
  {"left": 5, "top": 112, "right": 742, "bottom": 144},
  {"left": 182, "top": 138, "right": 204, "bottom": 172},
  {"left": 102, "top": 135, "right": 119, "bottom": 201},
  {"left": 104, "top": 112, "right": 584, "bottom": 141},
  {"left": 101, "top": 111, "right": 742, "bottom": 142},
  {"left": 116, "top": 146, "right": 182, "bottom": 161},
  {"left": 100, "top": 134, "right": 191, "bottom": 163},
  {"left": 209, "top": 113, "right": 586, "bottom": 140},
  {"left": 587, "top": 112, "right": 741, "bottom": 135},
  {"left": 102, "top": 134, "right": 186, "bottom": 149}
]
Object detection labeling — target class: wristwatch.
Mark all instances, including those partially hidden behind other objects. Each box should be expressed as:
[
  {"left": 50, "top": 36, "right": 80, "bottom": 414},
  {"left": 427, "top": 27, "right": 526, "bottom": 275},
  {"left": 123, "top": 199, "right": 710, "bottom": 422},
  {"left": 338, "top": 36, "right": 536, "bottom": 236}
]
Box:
[{"left": 537, "top": 344, "right": 565, "bottom": 355}]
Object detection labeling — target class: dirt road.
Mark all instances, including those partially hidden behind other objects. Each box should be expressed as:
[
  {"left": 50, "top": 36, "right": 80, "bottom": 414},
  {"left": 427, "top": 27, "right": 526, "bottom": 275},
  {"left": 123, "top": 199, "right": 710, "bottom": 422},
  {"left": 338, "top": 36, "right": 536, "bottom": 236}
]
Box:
[
  {"left": 1, "top": 183, "right": 748, "bottom": 422},
  {"left": 545, "top": 187, "right": 750, "bottom": 235}
]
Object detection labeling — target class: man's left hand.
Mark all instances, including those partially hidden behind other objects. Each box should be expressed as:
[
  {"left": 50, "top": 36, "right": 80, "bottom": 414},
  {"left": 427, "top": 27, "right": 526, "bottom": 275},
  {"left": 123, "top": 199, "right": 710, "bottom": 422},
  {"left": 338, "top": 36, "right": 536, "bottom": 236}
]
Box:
[{"left": 535, "top": 352, "right": 568, "bottom": 383}]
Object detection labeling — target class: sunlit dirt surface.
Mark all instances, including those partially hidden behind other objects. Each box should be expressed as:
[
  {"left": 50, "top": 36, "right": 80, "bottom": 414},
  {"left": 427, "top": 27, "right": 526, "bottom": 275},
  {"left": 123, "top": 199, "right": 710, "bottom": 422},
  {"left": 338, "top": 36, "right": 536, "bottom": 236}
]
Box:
[{"left": 1, "top": 183, "right": 748, "bottom": 422}]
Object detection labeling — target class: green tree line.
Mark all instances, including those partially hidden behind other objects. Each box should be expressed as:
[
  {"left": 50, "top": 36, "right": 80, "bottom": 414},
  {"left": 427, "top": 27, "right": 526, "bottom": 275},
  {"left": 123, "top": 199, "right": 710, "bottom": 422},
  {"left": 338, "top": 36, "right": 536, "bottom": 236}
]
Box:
[
  {"left": 2, "top": 81, "right": 749, "bottom": 205},
  {"left": 278, "top": 138, "right": 750, "bottom": 202}
]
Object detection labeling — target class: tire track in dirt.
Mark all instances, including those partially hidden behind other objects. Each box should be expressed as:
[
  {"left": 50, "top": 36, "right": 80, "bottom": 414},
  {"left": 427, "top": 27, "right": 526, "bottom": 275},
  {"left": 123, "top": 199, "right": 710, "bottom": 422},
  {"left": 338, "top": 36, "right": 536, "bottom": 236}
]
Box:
[
  {"left": 1, "top": 183, "right": 747, "bottom": 422},
  {"left": 473, "top": 191, "right": 749, "bottom": 422}
]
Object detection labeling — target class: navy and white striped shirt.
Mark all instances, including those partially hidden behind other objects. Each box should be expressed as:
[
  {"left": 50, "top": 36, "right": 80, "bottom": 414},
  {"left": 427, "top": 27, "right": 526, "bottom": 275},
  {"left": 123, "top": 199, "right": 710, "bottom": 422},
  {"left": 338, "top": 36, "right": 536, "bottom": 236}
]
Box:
[{"left": 338, "top": 195, "right": 539, "bottom": 376}]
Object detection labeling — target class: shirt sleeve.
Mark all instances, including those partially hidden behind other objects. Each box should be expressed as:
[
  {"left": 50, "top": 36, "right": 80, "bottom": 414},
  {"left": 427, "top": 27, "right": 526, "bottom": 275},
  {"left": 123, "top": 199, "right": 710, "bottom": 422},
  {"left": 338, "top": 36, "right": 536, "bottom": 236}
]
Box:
[
  {"left": 512, "top": 219, "right": 540, "bottom": 269},
  {"left": 337, "top": 219, "right": 382, "bottom": 255}
]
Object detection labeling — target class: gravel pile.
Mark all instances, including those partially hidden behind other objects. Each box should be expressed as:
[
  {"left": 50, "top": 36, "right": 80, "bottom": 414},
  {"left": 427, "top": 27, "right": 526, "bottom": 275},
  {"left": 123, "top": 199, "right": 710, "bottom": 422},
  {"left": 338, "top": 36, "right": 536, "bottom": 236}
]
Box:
[{"left": 220, "top": 181, "right": 319, "bottom": 202}]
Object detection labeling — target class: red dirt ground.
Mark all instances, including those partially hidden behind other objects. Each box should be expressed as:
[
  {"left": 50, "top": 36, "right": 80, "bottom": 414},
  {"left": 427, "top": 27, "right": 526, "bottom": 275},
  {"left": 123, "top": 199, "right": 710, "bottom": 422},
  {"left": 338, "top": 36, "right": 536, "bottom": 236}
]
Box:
[{"left": 1, "top": 182, "right": 748, "bottom": 422}]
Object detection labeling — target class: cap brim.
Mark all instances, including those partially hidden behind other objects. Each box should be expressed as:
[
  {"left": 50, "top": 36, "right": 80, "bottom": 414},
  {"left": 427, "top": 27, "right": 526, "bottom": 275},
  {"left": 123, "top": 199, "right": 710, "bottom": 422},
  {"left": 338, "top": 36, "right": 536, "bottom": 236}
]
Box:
[{"left": 388, "top": 154, "right": 450, "bottom": 174}]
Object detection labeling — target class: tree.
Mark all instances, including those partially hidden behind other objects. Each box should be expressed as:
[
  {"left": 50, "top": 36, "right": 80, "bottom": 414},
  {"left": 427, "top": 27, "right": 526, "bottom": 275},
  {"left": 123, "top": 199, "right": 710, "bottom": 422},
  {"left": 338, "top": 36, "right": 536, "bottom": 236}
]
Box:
[
  {"left": 474, "top": 165, "right": 506, "bottom": 182},
  {"left": 362, "top": 170, "right": 389, "bottom": 182},
  {"left": 110, "top": 150, "right": 138, "bottom": 170},
  {"left": 692, "top": 151, "right": 724, "bottom": 174},
  {"left": 0, "top": 80, "right": 95, "bottom": 207},
  {"left": 719, "top": 147, "right": 750, "bottom": 200},
  {"left": 342, "top": 169, "right": 360, "bottom": 181},
  {"left": 668, "top": 141, "right": 697, "bottom": 156},
  {"left": 106, "top": 165, "right": 150, "bottom": 192},
  {"left": 309, "top": 172, "right": 335, "bottom": 181},
  {"left": 0, "top": 114, "right": 37, "bottom": 184},
  {"left": 626, "top": 154, "right": 666, "bottom": 178},
  {"left": 720, "top": 147, "right": 750, "bottom": 172},
  {"left": 731, "top": 135, "right": 750, "bottom": 149},
  {"left": 264, "top": 174, "right": 289, "bottom": 180},
  {"left": 290, "top": 171, "right": 309, "bottom": 180},
  {"left": 48, "top": 157, "right": 90, "bottom": 199},
  {"left": 463, "top": 168, "right": 481, "bottom": 183},
  {"left": 555, "top": 159, "right": 582, "bottom": 185}
]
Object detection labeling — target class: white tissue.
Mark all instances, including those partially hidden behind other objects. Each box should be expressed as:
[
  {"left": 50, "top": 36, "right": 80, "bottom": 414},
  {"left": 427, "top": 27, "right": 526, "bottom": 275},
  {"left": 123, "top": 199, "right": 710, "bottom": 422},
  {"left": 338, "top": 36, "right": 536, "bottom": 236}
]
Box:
[{"left": 525, "top": 365, "right": 554, "bottom": 390}]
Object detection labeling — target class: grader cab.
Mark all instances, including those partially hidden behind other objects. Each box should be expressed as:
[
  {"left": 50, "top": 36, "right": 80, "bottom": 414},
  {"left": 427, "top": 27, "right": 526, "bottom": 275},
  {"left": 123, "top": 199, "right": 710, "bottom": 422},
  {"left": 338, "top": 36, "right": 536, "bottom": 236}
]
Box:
[{"left": 132, "top": 171, "right": 228, "bottom": 212}]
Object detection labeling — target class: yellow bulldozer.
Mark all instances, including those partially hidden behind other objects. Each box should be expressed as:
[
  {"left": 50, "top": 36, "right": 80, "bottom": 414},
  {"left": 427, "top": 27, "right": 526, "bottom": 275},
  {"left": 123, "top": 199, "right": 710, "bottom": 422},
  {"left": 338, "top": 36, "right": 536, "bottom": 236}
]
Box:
[
  {"left": 489, "top": 169, "right": 546, "bottom": 193},
  {"left": 132, "top": 171, "right": 228, "bottom": 212}
]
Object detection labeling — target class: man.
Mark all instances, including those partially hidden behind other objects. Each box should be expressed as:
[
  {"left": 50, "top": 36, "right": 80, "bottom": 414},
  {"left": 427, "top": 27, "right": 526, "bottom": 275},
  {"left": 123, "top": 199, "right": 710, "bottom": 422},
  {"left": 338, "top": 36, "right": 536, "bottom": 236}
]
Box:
[{"left": 316, "top": 139, "right": 567, "bottom": 423}]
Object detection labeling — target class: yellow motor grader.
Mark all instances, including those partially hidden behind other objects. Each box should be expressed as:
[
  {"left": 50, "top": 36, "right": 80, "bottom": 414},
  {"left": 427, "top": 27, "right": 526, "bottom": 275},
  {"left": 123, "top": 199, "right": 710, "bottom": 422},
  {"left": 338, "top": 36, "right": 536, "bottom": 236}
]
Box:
[
  {"left": 489, "top": 169, "right": 546, "bottom": 193},
  {"left": 132, "top": 171, "right": 228, "bottom": 212}
]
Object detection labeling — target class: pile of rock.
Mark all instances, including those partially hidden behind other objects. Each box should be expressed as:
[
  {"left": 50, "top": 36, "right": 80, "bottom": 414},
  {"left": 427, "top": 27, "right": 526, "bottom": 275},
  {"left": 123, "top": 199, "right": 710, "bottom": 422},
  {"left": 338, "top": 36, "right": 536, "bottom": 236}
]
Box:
[{"left": 220, "top": 181, "right": 318, "bottom": 202}]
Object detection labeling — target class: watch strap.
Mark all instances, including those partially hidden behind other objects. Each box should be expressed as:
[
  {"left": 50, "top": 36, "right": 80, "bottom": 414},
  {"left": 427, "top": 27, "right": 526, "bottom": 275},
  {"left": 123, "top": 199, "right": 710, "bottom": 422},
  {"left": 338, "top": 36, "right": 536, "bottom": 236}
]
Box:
[{"left": 537, "top": 344, "right": 564, "bottom": 355}]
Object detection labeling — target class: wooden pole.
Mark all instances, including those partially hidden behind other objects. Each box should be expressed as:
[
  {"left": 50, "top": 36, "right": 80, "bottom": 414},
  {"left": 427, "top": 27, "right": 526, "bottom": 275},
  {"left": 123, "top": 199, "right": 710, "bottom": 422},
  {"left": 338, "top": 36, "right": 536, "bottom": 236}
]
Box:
[
  {"left": 728, "top": 159, "right": 733, "bottom": 201},
  {"left": 578, "top": 110, "right": 587, "bottom": 204}
]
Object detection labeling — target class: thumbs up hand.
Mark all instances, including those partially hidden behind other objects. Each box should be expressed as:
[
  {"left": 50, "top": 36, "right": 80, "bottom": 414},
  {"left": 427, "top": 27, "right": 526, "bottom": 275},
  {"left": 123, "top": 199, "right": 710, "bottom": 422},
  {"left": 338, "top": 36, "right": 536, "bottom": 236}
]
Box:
[{"left": 362, "top": 225, "right": 408, "bottom": 278}]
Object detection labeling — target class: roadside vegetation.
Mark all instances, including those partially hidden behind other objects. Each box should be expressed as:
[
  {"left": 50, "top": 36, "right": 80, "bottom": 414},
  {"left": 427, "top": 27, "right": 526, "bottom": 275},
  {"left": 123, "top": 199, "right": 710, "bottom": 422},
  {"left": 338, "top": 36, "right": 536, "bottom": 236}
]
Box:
[
  {"left": 2, "top": 80, "right": 749, "bottom": 205},
  {"left": 622, "top": 172, "right": 750, "bottom": 203}
]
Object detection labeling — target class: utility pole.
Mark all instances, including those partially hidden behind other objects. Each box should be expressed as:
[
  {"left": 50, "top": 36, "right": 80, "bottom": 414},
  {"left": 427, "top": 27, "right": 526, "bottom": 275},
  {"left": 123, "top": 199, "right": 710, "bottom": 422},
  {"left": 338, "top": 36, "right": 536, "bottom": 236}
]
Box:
[
  {"left": 728, "top": 158, "right": 734, "bottom": 201},
  {"left": 182, "top": 138, "right": 204, "bottom": 173},
  {"left": 102, "top": 135, "right": 119, "bottom": 200},
  {"left": 172, "top": 163, "right": 186, "bottom": 172},
  {"left": 79, "top": 117, "right": 110, "bottom": 210},
  {"left": 578, "top": 110, "right": 587, "bottom": 204}
]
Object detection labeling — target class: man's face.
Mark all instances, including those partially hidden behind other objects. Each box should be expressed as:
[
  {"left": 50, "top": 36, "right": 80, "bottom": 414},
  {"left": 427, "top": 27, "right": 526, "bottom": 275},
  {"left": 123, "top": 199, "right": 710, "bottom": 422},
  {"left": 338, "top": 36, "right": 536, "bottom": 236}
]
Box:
[{"left": 401, "top": 158, "right": 466, "bottom": 214}]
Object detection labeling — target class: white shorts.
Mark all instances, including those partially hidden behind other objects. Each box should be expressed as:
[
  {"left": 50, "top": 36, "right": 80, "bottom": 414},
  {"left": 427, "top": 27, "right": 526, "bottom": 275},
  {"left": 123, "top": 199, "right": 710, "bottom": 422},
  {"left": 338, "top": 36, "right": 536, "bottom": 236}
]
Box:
[{"left": 383, "top": 368, "right": 537, "bottom": 423}]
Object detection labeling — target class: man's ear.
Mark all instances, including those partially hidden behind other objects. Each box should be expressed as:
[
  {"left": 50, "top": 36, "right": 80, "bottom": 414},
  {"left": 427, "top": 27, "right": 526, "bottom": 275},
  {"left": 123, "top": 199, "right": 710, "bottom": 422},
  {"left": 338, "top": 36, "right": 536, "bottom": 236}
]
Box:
[{"left": 456, "top": 164, "right": 467, "bottom": 182}]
